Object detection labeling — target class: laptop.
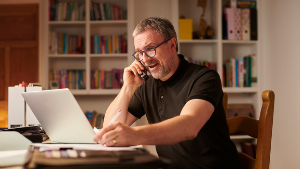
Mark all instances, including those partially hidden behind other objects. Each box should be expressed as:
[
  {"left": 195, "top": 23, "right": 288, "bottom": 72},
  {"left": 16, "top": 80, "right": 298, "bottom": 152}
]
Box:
[{"left": 21, "top": 89, "right": 95, "bottom": 143}]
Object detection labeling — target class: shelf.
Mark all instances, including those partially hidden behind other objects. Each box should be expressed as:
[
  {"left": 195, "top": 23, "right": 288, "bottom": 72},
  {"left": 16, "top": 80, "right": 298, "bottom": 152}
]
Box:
[
  {"left": 223, "top": 87, "right": 258, "bottom": 93},
  {"left": 179, "top": 39, "right": 218, "bottom": 43},
  {"left": 70, "top": 89, "right": 88, "bottom": 95},
  {"left": 222, "top": 40, "right": 257, "bottom": 44},
  {"left": 90, "top": 20, "right": 128, "bottom": 25},
  {"left": 48, "top": 54, "right": 86, "bottom": 58},
  {"left": 89, "top": 89, "right": 121, "bottom": 95},
  {"left": 70, "top": 89, "right": 121, "bottom": 95},
  {"left": 49, "top": 21, "right": 86, "bottom": 25},
  {"left": 90, "top": 54, "right": 128, "bottom": 58}
]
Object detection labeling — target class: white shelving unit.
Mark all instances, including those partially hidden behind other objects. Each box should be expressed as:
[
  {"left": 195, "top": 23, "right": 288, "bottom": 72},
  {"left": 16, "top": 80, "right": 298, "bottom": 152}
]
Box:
[
  {"left": 43, "top": 0, "right": 261, "bottom": 140},
  {"left": 132, "top": 0, "right": 261, "bottom": 146},
  {"left": 44, "top": 0, "right": 130, "bottom": 113}
]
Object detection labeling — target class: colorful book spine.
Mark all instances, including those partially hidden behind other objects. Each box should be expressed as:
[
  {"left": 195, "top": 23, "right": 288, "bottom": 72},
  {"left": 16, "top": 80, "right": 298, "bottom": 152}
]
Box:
[
  {"left": 49, "top": 1, "right": 85, "bottom": 21},
  {"left": 49, "top": 69, "right": 86, "bottom": 89},
  {"left": 90, "top": 69, "right": 124, "bottom": 89},
  {"left": 242, "top": 8, "right": 250, "bottom": 40}
]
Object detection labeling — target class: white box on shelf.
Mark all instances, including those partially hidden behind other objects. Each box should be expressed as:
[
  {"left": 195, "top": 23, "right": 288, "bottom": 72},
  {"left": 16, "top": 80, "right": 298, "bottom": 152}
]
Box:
[{"left": 8, "top": 87, "right": 25, "bottom": 128}]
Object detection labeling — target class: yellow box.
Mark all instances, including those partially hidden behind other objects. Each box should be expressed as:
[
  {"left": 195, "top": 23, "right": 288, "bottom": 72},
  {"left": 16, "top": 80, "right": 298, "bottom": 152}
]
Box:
[{"left": 179, "top": 19, "right": 193, "bottom": 40}]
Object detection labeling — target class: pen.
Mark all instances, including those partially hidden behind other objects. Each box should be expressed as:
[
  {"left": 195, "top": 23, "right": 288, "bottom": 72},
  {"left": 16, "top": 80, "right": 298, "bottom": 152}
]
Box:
[{"left": 109, "top": 109, "right": 122, "bottom": 125}]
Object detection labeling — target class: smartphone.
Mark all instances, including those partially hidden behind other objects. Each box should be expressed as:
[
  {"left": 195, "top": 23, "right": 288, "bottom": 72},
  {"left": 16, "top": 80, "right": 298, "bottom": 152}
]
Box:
[
  {"left": 139, "top": 61, "right": 149, "bottom": 80},
  {"left": 140, "top": 71, "right": 149, "bottom": 80}
]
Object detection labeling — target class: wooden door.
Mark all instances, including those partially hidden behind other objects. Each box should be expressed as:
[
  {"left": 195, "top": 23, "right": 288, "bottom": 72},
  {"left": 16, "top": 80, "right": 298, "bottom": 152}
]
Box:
[{"left": 0, "top": 4, "right": 39, "bottom": 128}]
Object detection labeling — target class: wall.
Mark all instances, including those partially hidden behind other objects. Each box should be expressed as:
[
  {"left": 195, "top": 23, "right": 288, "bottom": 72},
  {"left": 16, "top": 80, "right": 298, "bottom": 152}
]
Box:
[
  {"left": 0, "top": 0, "right": 46, "bottom": 88},
  {"left": 261, "top": 0, "right": 300, "bottom": 168}
]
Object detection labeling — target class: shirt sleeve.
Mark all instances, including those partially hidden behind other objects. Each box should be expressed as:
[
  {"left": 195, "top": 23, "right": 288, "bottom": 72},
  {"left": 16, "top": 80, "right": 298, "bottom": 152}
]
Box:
[
  {"left": 128, "top": 86, "right": 145, "bottom": 119},
  {"left": 187, "top": 69, "right": 223, "bottom": 108}
]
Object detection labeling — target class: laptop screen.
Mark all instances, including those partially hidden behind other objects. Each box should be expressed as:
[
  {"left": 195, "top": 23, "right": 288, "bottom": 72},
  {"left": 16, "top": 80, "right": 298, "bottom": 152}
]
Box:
[{"left": 21, "top": 89, "right": 95, "bottom": 143}]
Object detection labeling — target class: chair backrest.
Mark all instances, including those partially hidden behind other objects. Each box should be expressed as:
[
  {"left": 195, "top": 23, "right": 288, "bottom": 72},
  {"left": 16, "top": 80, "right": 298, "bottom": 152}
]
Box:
[
  {"left": 223, "top": 92, "right": 228, "bottom": 116},
  {"left": 226, "top": 90, "right": 275, "bottom": 169}
]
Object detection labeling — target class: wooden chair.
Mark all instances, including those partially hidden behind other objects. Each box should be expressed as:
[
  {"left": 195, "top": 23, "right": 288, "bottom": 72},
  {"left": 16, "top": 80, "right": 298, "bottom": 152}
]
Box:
[
  {"left": 225, "top": 90, "right": 275, "bottom": 169},
  {"left": 223, "top": 92, "right": 228, "bottom": 116}
]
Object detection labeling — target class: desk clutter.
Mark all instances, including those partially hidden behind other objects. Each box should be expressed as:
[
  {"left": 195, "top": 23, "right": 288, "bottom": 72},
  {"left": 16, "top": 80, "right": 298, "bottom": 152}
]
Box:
[
  {"left": 2, "top": 126, "right": 47, "bottom": 143},
  {"left": 0, "top": 132, "right": 171, "bottom": 168},
  {"left": 24, "top": 145, "right": 171, "bottom": 169}
]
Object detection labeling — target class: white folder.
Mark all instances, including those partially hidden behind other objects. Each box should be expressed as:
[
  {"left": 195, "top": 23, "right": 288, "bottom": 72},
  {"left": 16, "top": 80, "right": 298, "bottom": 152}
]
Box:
[{"left": 26, "top": 87, "right": 42, "bottom": 126}]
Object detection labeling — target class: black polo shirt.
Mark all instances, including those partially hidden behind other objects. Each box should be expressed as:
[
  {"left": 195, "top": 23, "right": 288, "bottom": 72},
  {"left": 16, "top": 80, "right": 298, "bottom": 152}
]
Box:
[{"left": 128, "top": 54, "right": 240, "bottom": 169}]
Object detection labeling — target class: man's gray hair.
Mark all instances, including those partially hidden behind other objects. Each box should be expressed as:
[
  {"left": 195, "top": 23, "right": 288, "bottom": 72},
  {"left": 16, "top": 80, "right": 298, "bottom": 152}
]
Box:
[{"left": 132, "top": 17, "right": 178, "bottom": 52}]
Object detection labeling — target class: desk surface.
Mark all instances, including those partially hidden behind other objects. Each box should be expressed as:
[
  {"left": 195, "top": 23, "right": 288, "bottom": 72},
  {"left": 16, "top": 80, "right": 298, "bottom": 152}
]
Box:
[{"left": 23, "top": 145, "right": 171, "bottom": 169}]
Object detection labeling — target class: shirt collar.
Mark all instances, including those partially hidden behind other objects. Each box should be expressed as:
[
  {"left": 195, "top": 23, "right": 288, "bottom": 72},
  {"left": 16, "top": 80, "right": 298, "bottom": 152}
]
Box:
[{"left": 156, "top": 54, "right": 188, "bottom": 87}]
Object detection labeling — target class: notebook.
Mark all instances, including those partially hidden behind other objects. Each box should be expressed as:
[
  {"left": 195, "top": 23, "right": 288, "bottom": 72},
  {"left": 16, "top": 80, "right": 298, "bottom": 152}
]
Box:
[{"left": 21, "top": 89, "right": 95, "bottom": 143}]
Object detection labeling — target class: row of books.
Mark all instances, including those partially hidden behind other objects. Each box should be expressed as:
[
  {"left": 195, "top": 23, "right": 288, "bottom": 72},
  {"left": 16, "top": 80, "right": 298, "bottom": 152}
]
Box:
[
  {"left": 188, "top": 58, "right": 217, "bottom": 70},
  {"left": 90, "top": 2, "right": 127, "bottom": 21},
  {"left": 84, "top": 111, "right": 105, "bottom": 128},
  {"left": 223, "top": 7, "right": 257, "bottom": 40},
  {"left": 91, "top": 69, "right": 124, "bottom": 89},
  {"left": 49, "top": 31, "right": 85, "bottom": 54},
  {"left": 49, "top": 0, "right": 86, "bottom": 21},
  {"left": 49, "top": 69, "right": 86, "bottom": 89},
  {"left": 91, "top": 34, "right": 127, "bottom": 54},
  {"left": 223, "top": 54, "right": 257, "bottom": 87}
]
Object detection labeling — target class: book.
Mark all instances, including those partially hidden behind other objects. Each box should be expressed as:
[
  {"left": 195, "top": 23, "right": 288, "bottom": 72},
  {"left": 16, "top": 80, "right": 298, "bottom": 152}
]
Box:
[
  {"left": 238, "top": 57, "right": 244, "bottom": 87},
  {"left": 234, "top": 8, "right": 242, "bottom": 40},
  {"left": 242, "top": 8, "right": 250, "bottom": 40},
  {"left": 250, "top": 8, "right": 258, "bottom": 40},
  {"left": 250, "top": 54, "right": 257, "bottom": 86},
  {"left": 231, "top": 58, "right": 236, "bottom": 87},
  {"left": 224, "top": 8, "right": 235, "bottom": 40},
  {"left": 237, "top": 0, "right": 256, "bottom": 9},
  {"left": 222, "top": 12, "right": 228, "bottom": 40}
]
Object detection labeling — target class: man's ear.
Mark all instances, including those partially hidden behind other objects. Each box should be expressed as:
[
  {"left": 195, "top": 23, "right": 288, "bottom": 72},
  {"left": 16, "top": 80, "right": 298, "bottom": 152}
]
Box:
[{"left": 170, "top": 38, "right": 177, "bottom": 52}]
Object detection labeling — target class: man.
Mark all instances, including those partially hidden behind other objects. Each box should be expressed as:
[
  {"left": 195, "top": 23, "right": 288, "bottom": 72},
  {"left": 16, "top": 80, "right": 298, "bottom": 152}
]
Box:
[{"left": 93, "top": 17, "right": 240, "bottom": 169}]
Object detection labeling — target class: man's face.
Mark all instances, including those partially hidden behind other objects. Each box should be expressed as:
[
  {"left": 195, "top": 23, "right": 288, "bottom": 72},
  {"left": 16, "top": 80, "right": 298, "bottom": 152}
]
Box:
[{"left": 134, "top": 29, "right": 175, "bottom": 81}]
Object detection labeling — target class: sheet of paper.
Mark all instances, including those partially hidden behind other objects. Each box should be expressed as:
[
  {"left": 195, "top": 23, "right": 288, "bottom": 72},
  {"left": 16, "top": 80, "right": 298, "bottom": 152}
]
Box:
[
  {"left": 0, "top": 150, "right": 27, "bottom": 158},
  {"left": 31, "top": 143, "right": 139, "bottom": 152},
  {"left": 0, "top": 150, "right": 27, "bottom": 167}
]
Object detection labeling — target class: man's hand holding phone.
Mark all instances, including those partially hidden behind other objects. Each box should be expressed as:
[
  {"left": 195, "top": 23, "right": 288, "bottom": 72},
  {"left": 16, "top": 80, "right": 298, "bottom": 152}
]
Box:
[{"left": 123, "top": 60, "right": 148, "bottom": 88}]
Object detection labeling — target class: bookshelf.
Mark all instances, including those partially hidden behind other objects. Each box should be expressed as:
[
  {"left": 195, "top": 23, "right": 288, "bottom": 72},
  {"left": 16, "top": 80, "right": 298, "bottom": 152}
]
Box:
[
  {"left": 44, "top": 0, "right": 130, "bottom": 114},
  {"left": 43, "top": 0, "right": 261, "bottom": 138},
  {"left": 173, "top": 0, "right": 261, "bottom": 121},
  {"left": 131, "top": 0, "right": 260, "bottom": 154}
]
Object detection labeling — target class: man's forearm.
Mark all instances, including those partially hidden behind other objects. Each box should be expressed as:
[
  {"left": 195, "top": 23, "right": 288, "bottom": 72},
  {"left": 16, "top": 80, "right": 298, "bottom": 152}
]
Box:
[
  {"left": 103, "top": 85, "right": 138, "bottom": 127},
  {"left": 133, "top": 115, "right": 199, "bottom": 145},
  {"left": 132, "top": 99, "right": 214, "bottom": 146}
]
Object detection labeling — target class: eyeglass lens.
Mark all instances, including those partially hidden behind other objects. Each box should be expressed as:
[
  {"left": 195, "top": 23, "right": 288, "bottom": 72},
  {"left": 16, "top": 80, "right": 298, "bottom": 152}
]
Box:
[{"left": 134, "top": 48, "right": 155, "bottom": 61}]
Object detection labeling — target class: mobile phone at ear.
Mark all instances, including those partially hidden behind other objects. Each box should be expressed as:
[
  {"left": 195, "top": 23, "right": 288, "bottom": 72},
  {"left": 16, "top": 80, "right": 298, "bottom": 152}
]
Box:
[
  {"left": 138, "top": 61, "right": 149, "bottom": 80},
  {"left": 140, "top": 71, "right": 149, "bottom": 80}
]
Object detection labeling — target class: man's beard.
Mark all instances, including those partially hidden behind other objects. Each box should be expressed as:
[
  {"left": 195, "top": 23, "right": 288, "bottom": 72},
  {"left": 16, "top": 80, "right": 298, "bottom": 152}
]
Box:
[{"left": 145, "top": 60, "right": 171, "bottom": 80}]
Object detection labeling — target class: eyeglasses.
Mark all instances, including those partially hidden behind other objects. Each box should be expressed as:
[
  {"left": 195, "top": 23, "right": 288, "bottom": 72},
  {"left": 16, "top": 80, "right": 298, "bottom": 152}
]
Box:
[{"left": 132, "top": 39, "right": 170, "bottom": 61}]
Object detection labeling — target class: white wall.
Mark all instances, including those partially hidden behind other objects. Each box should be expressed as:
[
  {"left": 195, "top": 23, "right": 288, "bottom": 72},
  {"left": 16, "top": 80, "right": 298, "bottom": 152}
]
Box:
[{"left": 261, "top": 0, "right": 300, "bottom": 168}]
